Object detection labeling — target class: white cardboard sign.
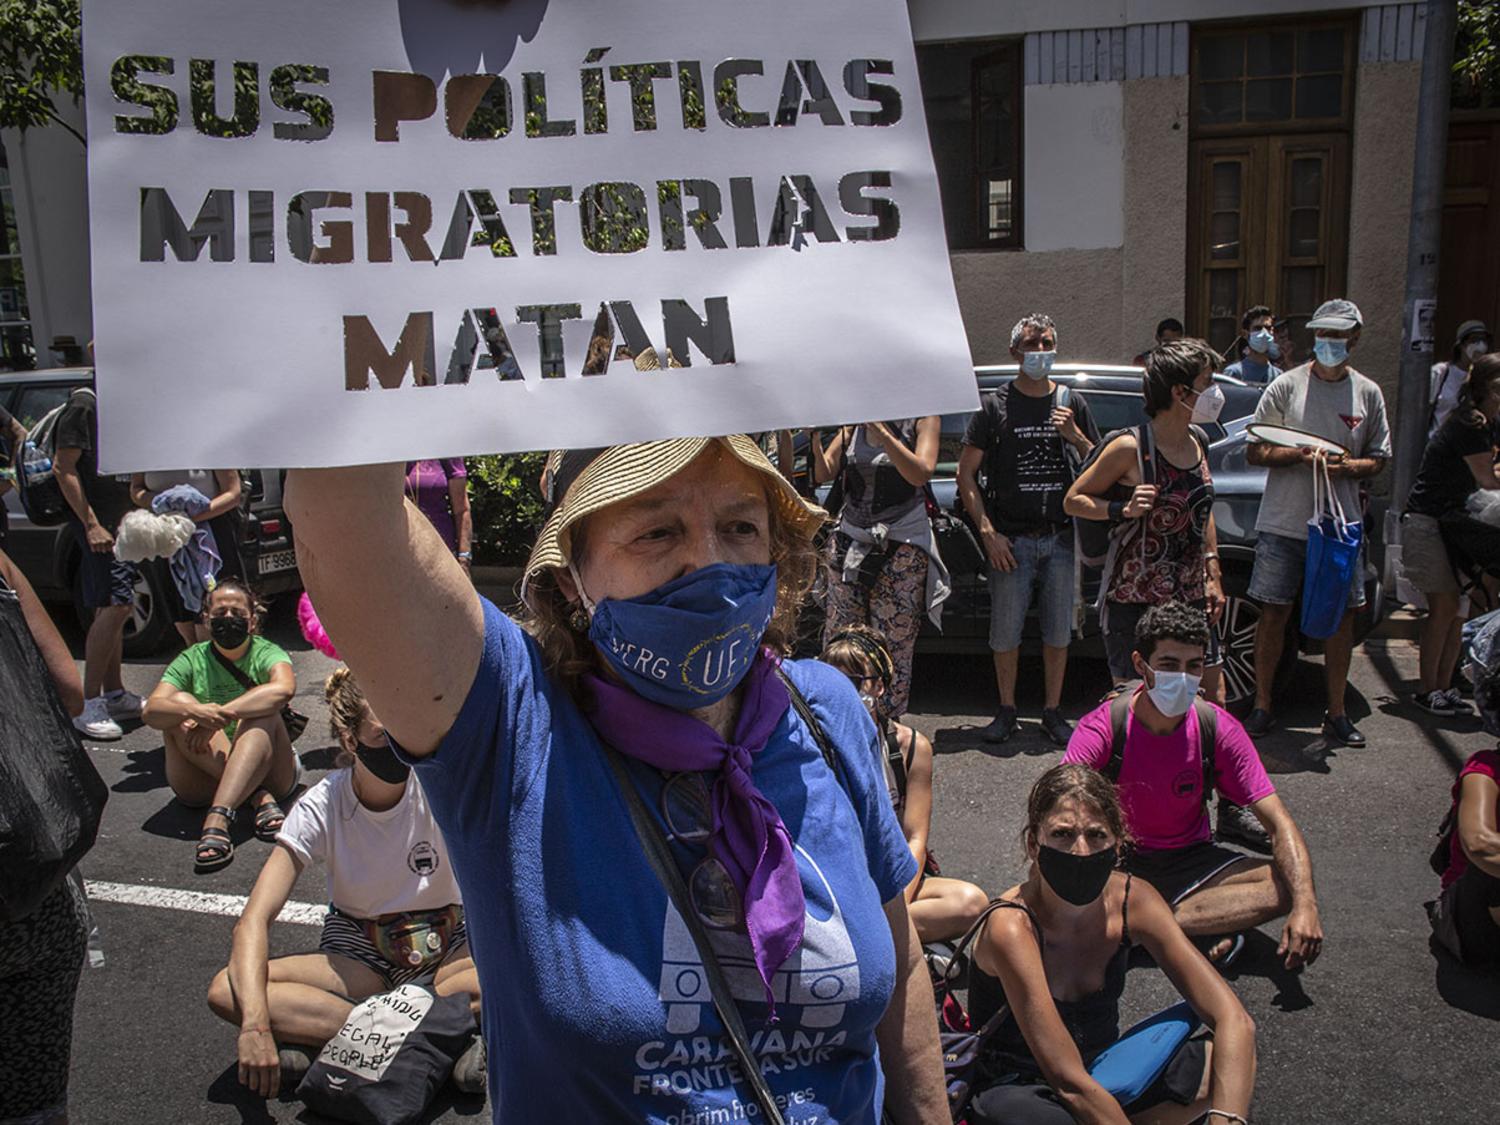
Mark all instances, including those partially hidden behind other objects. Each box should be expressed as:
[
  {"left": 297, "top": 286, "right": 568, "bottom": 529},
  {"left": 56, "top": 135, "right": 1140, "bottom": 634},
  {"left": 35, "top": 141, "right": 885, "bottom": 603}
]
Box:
[{"left": 83, "top": 0, "right": 977, "bottom": 471}]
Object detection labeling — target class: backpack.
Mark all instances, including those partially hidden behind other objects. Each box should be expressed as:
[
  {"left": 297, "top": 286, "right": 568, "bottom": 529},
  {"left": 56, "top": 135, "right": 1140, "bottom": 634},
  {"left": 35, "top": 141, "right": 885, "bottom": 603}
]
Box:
[
  {"left": 1104, "top": 686, "right": 1219, "bottom": 809},
  {"left": 979, "top": 384, "right": 1079, "bottom": 515},
  {"left": 18, "top": 387, "right": 94, "bottom": 528}
]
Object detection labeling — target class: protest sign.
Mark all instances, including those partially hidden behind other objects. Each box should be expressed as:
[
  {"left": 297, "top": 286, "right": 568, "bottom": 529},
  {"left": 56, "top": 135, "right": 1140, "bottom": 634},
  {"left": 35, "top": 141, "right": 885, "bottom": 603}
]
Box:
[{"left": 82, "top": 0, "right": 977, "bottom": 471}]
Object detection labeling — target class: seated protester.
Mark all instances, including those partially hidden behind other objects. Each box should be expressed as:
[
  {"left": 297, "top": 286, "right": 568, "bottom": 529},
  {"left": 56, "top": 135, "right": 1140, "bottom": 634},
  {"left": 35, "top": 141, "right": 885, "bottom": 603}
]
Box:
[
  {"left": 1063, "top": 602, "right": 1323, "bottom": 969},
  {"left": 822, "top": 626, "right": 989, "bottom": 943},
  {"left": 208, "top": 669, "right": 484, "bottom": 1097},
  {"left": 1436, "top": 746, "right": 1500, "bottom": 966},
  {"left": 966, "top": 763, "right": 1256, "bottom": 1125},
  {"left": 142, "top": 579, "right": 301, "bottom": 873}
]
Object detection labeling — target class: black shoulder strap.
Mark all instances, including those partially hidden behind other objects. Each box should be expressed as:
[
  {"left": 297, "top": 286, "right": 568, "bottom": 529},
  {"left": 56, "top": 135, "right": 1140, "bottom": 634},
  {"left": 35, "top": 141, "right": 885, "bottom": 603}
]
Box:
[
  {"left": 1136, "top": 423, "right": 1157, "bottom": 487},
  {"left": 1105, "top": 692, "right": 1131, "bottom": 783},
  {"left": 1193, "top": 698, "right": 1218, "bottom": 802},
  {"left": 209, "top": 643, "right": 257, "bottom": 693},
  {"left": 600, "top": 746, "right": 788, "bottom": 1125},
  {"left": 884, "top": 724, "right": 909, "bottom": 804},
  {"left": 776, "top": 667, "right": 847, "bottom": 792}
]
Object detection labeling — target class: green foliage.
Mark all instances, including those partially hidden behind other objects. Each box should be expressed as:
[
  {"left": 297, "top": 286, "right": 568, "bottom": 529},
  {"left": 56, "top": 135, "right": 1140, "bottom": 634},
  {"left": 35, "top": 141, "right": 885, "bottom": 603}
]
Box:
[
  {"left": 1456, "top": 0, "right": 1500, "bottom": 110},
  {"left": 0, "top": 0, "right": 85, "bottom": 144},
  {"left": 466, "top": 452, "right": 549, "bottom": 566}
]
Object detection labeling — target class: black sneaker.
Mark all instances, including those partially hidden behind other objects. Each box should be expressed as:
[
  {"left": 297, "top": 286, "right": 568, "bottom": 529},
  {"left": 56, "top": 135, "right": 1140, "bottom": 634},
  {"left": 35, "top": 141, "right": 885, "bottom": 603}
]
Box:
[
  {"left": 981, "top": 707, "right": 1019, "bottom": 744},
  {"left": 1323, "top": 712, "right": 1366, "bottom": 747},
  {"left": 1040, "top": 708, "right": 1073, "bottom": 747},
  {"left": 1216, "top": 801, "right": 1272, "bottom": 855},
  {"left": 1242, "top": 708, "right": 1275, "bottom": 738},
  {"left": 1413, "top": 689, "right": 1456, "bottom": 716}
]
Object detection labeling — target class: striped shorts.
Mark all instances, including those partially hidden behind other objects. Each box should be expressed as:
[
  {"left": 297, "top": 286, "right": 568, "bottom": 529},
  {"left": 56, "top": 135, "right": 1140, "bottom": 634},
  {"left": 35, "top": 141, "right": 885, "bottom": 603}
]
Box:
[{"left": 319, "top": 907, "right": 467, "bottom": 990}]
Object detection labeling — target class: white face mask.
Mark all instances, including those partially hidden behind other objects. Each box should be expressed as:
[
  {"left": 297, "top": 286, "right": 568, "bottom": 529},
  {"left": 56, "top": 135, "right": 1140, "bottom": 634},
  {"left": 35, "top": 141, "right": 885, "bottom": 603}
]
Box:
[
  {"left": 1021, "top": 350, "right": 1057, "bottom": 380},
  {"left": 1248, "top": 328, "right": 1275, "bottom": 355},
  {"left": 1187, "top": 383, "right": 1225, "bottom": 424},
  {"left": 1145, "top": 668, "right": 1201, "bottom": 717}
]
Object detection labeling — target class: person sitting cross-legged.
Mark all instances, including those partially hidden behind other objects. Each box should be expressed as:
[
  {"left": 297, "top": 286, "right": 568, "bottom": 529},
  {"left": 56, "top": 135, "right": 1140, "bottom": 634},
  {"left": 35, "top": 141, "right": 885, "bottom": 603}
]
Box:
[
  {"left": 1063, "top": 601, "right": 1323, "bottom": 968},
  {"left": 207, "top": 668, "right": 483, "bottom": 1098},
  {"left": 141, "top": 579, "right": 301, "bottom": 873}
]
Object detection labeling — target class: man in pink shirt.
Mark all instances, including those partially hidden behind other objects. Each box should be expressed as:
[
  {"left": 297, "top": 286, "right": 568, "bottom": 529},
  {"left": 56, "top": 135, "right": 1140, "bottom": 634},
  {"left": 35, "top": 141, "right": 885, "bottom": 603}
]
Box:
[{"left": 1064, "top": 601, "right": 1324, "bottom": 968}]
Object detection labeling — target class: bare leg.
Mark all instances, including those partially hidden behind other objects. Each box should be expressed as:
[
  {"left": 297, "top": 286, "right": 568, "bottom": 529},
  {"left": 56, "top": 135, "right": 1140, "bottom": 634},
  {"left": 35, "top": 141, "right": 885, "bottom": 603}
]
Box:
[
  {"left": 909, "top": 878, "right": 990, "bottom": 945},
  {"left": 1323, "top": 609, "right": 1356, "bottom": 718},
  {"left": 1252, "top": 602, "right": 1292, "bottom": 712},
  {"left": 1171, "top": 860, "right": 1291, "bottom": 937},
  {"left": 1040, "top": 644, "right": 1068, "bottom": 711},
  {"left": 83, "top": 604, "right": 132, "bottom": 699},
  {"left": 433, "top": 945, "right": 483, "bottom": 1017},
  {"left": 1418, "top": 592, "right": 1462, "bottom": 693},
  {"left": 207, "top": 953, "right": 385, "bottom": 1047},
  {"left": 1436, "top": 611, "right": 1466, "bottom": 693},
  {"left": 1201, "top": 664, "right": 1225, "bottom": 705},
  {"left": 163, "top": 723, "right": 230, "bottom": 807},
  {"left": 212, "top": 716, "right": 297, "bottom": 816},
  {"left": 993, "top": 649, "right": 1019, "bottom": 708}
]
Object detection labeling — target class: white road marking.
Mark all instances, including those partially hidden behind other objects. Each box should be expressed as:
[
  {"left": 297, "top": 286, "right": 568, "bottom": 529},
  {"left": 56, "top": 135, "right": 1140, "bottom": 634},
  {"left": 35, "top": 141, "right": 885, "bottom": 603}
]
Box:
[{"left": 84, "top": 880, "right": 325, "bottom": 927}]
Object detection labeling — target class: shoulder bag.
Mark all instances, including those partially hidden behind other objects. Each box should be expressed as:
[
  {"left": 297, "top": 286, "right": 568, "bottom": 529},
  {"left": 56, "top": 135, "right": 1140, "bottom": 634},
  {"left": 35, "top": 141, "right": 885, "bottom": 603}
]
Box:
[{"left": 209, "top": 642, "right": 310, "bottom": 741}]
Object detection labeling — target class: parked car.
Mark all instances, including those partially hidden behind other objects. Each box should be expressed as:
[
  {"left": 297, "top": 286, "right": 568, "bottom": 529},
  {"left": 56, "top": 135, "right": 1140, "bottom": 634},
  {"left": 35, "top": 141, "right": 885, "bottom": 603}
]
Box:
[
  {"left": 809, "top": 364, "right": 1384, "bottom": 712},
  {"left": 0, "top": 367, "right": 301, "bottom": 656}
]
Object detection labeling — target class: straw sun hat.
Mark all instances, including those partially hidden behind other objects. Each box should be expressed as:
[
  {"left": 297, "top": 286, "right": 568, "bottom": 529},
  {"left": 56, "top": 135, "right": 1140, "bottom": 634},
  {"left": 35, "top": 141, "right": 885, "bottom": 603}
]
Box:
[{"left": 523, "top": 436, "right": 826, "bottom": 599}]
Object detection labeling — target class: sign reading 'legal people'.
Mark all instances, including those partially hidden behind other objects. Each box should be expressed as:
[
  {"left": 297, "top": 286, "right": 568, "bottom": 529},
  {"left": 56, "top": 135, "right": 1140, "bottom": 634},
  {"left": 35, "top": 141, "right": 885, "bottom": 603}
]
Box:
[{"left": 83, "top": 0, "right": 977, "bottom": 470}]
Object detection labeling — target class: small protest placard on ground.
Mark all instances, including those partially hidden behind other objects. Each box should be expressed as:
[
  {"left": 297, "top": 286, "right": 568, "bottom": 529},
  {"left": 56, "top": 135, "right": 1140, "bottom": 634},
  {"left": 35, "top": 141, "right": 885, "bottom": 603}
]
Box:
[{"left": 83, "top": 0, "right": 976, "bottom": 470}]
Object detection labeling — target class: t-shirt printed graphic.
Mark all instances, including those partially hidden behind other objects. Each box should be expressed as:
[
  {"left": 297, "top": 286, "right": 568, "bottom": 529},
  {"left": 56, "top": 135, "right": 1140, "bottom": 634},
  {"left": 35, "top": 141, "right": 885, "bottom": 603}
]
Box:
[
  {"left": 963, "top": 385, "right": 1098, "bottom": 534},
  {"left": 406, "top": 598, "right": 917, "bottom": 1124}
]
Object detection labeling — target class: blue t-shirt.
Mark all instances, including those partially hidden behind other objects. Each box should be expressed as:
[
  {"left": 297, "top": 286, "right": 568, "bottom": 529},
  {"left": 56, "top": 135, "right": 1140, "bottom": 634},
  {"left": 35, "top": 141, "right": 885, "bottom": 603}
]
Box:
[
  {"left": 1224, "top": 356, "right": 1281, "bottom": 386},
  {"left": 409, "top": 598, "right": 917, "bottom": 1124}
]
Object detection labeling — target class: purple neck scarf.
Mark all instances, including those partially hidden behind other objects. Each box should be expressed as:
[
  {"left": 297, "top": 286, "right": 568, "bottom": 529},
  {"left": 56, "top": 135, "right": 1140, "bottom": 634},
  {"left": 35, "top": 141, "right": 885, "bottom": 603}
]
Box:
[{"left": 584, "top": 649, "right": 802, "bottom": 1016}]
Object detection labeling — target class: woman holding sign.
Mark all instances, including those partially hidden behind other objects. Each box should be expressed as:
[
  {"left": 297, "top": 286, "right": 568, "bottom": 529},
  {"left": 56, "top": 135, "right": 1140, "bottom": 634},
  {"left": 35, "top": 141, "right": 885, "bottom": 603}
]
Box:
[{"left": 287, "top": 438, "right": 947, "bottom": 1124}]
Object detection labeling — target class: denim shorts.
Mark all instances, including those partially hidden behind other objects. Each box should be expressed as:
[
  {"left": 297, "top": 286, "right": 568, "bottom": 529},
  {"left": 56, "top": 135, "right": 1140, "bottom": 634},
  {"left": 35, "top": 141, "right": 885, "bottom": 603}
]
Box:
[
  {"left": 69, "top": 520, "right": 140, "bottom": 609},
  {"left": 1247, "top": 530, "right": 1365, "bottom": 609},
  {"left": 987, "top": 527, "right": 1075, "bottom": 651}
]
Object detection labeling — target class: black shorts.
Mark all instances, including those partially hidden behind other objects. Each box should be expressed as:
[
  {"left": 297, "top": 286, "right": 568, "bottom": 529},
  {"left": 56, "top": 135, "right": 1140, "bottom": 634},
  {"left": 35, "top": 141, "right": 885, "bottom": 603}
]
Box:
[
  {"left": 1127, "top": 841, "right": 1255, "bottom": 906},
  {"left": 1454, "top": 864, "right": 1500, "bottom": 966},
  {"left": 969, "top": 1039, "right": 1207, "bottom": 1124},
  {"left": 69, "top": 519, "right": 139, "bottom": 609}
]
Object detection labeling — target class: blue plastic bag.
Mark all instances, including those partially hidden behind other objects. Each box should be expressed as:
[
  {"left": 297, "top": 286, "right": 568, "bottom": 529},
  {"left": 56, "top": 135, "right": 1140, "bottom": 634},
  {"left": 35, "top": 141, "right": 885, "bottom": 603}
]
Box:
[
  {"left": 1088, "top": 1001, "right": 1201, "bottom": 1103},
  {"left": 1300, "top": 456, "right": 1362, "bottom": 639}
]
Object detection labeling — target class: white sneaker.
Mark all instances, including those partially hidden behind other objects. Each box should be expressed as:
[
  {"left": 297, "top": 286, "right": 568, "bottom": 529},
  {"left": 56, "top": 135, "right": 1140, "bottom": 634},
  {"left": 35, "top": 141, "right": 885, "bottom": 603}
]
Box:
[
  {"left": 1443, "top": 688, "right": 1474, "bottom": 715},
  {"left": 74, "top": 697, "right": 124, "bottom": 741},
  {"left": 104, "top": 688, "right": 144, "bottom": 719}
]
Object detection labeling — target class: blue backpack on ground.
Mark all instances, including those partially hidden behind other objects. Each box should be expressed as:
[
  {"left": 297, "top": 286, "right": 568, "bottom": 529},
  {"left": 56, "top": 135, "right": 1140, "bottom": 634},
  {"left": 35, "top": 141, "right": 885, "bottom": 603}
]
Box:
[{"left": 1087, "top": 1000, "right": 1202, "bottom": 1102}]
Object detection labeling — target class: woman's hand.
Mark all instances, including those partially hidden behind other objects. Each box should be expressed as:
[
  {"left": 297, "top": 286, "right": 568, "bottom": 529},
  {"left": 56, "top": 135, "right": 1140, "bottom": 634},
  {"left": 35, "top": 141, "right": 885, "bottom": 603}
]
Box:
[
  {"left": 1122, "top": 484, "right": 1158, "bottom": 518},
  {"left": 238, "top": 1027, "right": 281, "bottom": 1098},
  {"left": 863, "top": 421, "right": 894, "bottom": 452}
]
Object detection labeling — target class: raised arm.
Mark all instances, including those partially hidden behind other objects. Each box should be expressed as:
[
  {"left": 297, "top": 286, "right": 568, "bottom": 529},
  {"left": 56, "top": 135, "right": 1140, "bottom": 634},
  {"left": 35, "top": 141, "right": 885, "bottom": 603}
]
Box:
[
  {"left": 975, "top": 907, "right": 1131, "bottom": 1125},
  {"left": 228, "top": 845, "right": 304, "bottom": 1099},
  {"left": 0, "top": 549, "right": 83, "bottom": 716},
  {"left": 448, "top": 471, "right": 474, "bottom": 566},
  {"left": 1132, "top": 881, "right": 1256, "bottom": 1120},
  {"left": 285, "top": 466, "right": 483, "bottom": 757},
  {"left": 866, "top": 416, "right": 940, "bottom": 487},
  {"left": 810, "top": 427, "right": 849, "bottom": 485}
]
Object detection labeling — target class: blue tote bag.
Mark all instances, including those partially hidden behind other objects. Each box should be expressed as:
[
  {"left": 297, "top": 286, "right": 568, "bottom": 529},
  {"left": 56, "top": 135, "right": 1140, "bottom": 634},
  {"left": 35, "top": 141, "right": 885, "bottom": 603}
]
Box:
[{"left": 1301, "top": 454, "right": 1362, "bottom": 639}]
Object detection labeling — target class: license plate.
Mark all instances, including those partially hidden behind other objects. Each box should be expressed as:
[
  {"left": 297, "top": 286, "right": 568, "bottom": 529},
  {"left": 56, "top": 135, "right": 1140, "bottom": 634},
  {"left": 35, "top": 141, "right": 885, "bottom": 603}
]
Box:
[{"left": 257, "top": 549, "right": 298, "bottom": 575}]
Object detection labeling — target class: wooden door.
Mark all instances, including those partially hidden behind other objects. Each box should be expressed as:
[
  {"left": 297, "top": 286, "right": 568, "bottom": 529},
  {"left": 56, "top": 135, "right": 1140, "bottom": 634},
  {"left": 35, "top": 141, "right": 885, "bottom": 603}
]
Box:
[{"left": 1439, "top": 120, "right": 1500, "bottom": 349}]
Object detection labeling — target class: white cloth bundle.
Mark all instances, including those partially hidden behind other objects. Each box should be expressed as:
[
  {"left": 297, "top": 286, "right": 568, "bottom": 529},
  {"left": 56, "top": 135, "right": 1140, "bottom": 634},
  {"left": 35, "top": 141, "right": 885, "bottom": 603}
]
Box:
[
  {"left": 1466, "top": 489, "right": 1500, "bottom": 528},
  {"left": 113, "top": 508, "right": 197, "bottom": 562}
]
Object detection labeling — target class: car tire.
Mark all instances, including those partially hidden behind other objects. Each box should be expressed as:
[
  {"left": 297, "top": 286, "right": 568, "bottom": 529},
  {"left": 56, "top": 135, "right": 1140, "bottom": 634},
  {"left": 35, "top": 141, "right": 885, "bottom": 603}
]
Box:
[
  {"left": 73, "top": 560, "right": 175, "bottom": 658},
  {"left": 1218, "top": 566, "right": 1298, "bottom": 717}
]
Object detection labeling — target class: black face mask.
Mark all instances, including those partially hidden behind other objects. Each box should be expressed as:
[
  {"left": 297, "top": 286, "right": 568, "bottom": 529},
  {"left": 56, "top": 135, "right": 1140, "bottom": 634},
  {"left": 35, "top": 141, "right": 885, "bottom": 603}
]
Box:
[
  {"left": 1036, "top": 843, "right": 1117, "bottom": 906},
  {"left": 209, "top": 614, "right": 250, "bottom": 650},
  {"left": 355, "top": 740, "right": 410, "bottom": 785}
]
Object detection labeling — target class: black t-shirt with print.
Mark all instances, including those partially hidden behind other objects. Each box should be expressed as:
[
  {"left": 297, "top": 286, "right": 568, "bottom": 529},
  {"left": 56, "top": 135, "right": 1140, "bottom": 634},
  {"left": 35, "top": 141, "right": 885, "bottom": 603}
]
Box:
[
  {"left": 963, "top": 384, "right": 1098, "bottom": 535},
  {"left": 1407, "top": 411, "right": 1496, "bottom": 519},
  {"left": 54, "top": 390, "right": 132, "bottom": 532}
]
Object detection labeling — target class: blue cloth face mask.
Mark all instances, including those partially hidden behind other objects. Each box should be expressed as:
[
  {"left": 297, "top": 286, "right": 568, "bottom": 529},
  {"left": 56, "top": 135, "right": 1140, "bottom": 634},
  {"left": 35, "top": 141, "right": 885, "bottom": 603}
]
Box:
[
  {"left": 579, "top": 562, "right": 779, "bottom": 710},
  {"left": 1248, "top": 328, "right": 1275, "bottom": 355},
  {"left": 1313, "top": 336, "right": 1349, "bottom": 367},
  {"left": 1021, "top": 350, "right": 1057, "bottom": 379},
  {"left": 1145, "top": 669, "right": 1201, "bottom": 718}
]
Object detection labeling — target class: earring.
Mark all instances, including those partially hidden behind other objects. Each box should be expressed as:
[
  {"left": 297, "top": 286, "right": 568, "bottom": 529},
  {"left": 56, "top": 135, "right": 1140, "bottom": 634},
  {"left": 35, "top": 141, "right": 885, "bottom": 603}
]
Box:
[{"left": 568, "top": 605, "right": 590, "bottom": 632}]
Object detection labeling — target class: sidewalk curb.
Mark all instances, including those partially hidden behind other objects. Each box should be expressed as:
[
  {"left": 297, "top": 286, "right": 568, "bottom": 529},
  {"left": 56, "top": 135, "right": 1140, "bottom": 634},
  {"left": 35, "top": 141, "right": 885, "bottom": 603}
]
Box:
[{"left": 1372, "top": 604, "right": 1421, "bottom": 642}]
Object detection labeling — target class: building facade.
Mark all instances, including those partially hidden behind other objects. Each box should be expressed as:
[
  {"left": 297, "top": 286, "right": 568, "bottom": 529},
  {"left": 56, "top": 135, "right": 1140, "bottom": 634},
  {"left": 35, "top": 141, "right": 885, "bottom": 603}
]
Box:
[{"left": 4, "top": 2, "right": 1494, "bottom": 430}]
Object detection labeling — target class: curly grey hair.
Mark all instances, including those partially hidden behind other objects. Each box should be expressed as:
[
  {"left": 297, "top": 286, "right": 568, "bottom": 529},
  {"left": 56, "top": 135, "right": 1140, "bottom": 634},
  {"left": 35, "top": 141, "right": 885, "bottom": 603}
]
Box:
[{"left": 1010, "top": 313, "right": 1057, "bottom": 350}]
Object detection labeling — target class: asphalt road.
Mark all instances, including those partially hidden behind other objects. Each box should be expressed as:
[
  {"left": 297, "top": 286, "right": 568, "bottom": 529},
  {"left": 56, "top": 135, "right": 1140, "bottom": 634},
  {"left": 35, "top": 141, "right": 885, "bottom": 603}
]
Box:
[{"left": 54, "top": 599, "right": 1500, "bottom": 1124}]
